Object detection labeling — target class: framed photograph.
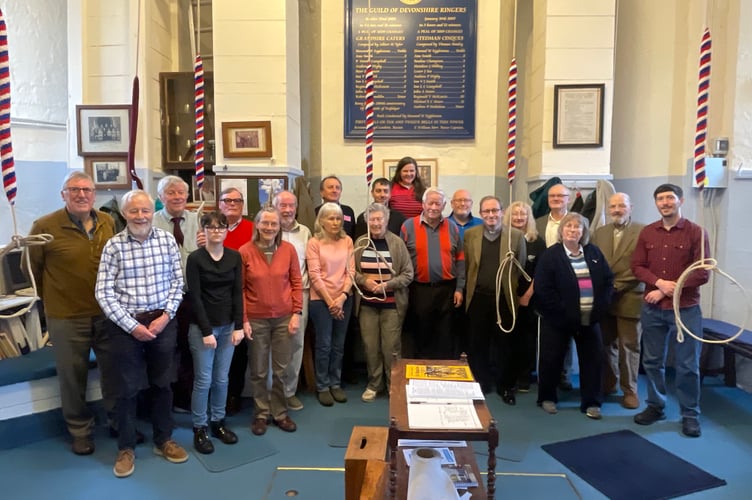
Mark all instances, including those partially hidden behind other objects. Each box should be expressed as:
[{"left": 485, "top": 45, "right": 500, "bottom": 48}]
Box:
[
  {"left": 217, "top": 175, "right": 288, "bottom": 219},
  {"left": 553, "top": 84, "right": 605, "bottom": 148},
  {"left": 221, "top": 121, "right": 273, "bottom": 158},
  {"left": 76, "top": 105, "right": 131, "bottom": 156},
  {"left": 191, "top": 174, "right": 217, "bottom": 204},
  {"left": 84, "top": 157, "right": 131, "bottom": 190},
  {"left": 382, "top": 158, "right": 439, "bottom": 188}
]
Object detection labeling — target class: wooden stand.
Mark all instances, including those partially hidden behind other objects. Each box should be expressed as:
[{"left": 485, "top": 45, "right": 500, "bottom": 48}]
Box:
[{"left": 345, "top": 426, "right": 389, "bottom": 500}]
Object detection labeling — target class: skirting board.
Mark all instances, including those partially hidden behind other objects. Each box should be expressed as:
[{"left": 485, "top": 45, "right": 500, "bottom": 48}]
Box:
[{"left": 0, "top": 370, "right": 101, "bottom": 421}]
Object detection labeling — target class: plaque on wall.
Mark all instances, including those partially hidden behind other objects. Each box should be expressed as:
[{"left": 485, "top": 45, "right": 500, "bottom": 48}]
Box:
[{"left": 344, "top": 0, "right": 477, "bottom": 139}]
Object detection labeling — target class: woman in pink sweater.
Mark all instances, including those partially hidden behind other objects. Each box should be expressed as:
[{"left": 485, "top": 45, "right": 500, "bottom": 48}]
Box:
[
  {"left": 306, "top": 202, "right": 355, "bottom": 406},
  {"left": 240, "top": 207, "right": 303, "bottom": 436}
]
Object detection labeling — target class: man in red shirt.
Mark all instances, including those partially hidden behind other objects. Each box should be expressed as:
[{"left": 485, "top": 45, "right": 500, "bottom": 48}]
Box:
[{"left": 630, "top": 183, "right": 710, "bottom": 437}]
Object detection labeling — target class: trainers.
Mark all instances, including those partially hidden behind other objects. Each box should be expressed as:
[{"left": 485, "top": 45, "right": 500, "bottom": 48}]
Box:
[
  {"left": 361, "top": 388, "right": 378, "bottom": 402},
  {"left": 318, "top": 390, "right": 334, "bottom": 407},
  {"left": 682, "top": 417, "right": 701, "bottom": 437},
  {"left": 153, "top": 440, "right": 189, "bottom": 464},
  {"left": 622, "top": 393, "right": 640, "bottom": 410},
  {"left": 330, "top": 386, "right": 348, "bottom": 403},
  {"left": 541, "top": 401, "right": 558, "bottom": 414},
  {"left": 585, "top": 406, "right": 602, "bottom": 420},
  {"left": 286, "top": 395, "right": 304, "bottom": 411},
  {"left": 113, "top": 448, "right": 135, "bottom": 478},
  {"left": 634, "top": 405, "right": 666, "bottom": 425}
]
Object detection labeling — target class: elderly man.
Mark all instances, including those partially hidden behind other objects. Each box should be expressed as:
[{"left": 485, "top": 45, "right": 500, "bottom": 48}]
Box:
[
  {"left": 96, "top": 190, "right": 187, "bottom": 477},
  {"left": 354, "top": 203, "right": 413, "bottom": 401},
  {"left": 401, "top": 187, "right": 465, "bottom": 359},
  {"left": 26, "top": 171, "right": 117, "bottom": 456},
  {"left": 631, "top": 184, "right": 710, "bottom": 437},
  {"left": 464, "top": 196, "right": 526, "bottom": 404},
  {"left": 592, "top": 193, "right": 645, "bottom": 409},
  {"left": 447, "top": 189, "right": 482, "bottom": 240},
  {"left": 217, "top": 186, "right": 254, "bottom": 414},
  {"left": 273, "top": 190, "right": 312, "bottom": 410},
  {"left": 354, "top": 178, "right": 406, "bottom": 239},
  {"left": 315, "top": 175, "right": 355, "bottom": 240},
  {"left": 153, "top": 175, "right": 200, "bottom": 412}
]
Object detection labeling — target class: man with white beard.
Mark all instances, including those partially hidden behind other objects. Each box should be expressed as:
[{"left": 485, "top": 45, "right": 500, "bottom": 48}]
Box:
[{"left": 591, "top": 193, "right": 644, "bottom": 409}]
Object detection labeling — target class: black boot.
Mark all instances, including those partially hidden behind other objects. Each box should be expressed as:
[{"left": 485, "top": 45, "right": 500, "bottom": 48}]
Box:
[
  {"left": 210, "top": 419, "right": 238, "bottom": 445},
  {"left": 193, "top": 426, "right": 214, "bottom": 454}
]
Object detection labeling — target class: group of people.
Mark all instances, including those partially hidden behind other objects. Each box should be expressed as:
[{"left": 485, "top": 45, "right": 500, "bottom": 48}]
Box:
[{"left": 25, "top": 158, "right": 710, "bottom": 478}]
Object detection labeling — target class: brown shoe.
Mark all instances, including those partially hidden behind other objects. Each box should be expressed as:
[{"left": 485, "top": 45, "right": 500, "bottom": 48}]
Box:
[
  {"left": 622, "top": 393, "right": 640, "bottom": 409},
  {"left": 113, "top": 448, "right": 135, "bottom": 478},
  {"left": 251, "top": 418, "right": 268, "bottom": 436},
  {"left": 72, "top": 436, "right": 95, "bottom": 456},
  {"left": 274, "top": 416, "right": 297, "bottom": 433},
  {"left": 153, "top": 440, "right": 189, "bottom": 464}
]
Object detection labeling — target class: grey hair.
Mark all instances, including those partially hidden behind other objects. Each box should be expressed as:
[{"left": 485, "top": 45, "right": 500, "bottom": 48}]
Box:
[
  {"left": 272, "top": 190, "right": 297, "bottom": 208},
  {"left": 421, "top": 186, "right": 446, "bottom": 204},
  {"left": 503, "top": 201, "right": 539, "bottom": 242},
  {"left": 120, "top": 189, "right": 154, "bottom": 215},
  {"left": 157, "top": 175, "right": 189, "bottom": 196},
  {"left": 61, "top": 170, "right": 94, "bottom": 190},
  {"left": 252, "top": 206, "right": 282, "bottom": 246},
  {"left": 557, "top": 212, "right": 591, "bottom": 246},
  {"left": 364, "top": 202, "right": 390, "bottom": 225},
  {"left": 314, "top": 202, "right": 346, "bottom": 240}
]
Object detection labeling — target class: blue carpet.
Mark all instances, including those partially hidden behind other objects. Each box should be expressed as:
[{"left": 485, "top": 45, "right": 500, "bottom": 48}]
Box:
[
  {"left": 474, "top": 425, "right": 530, "bottom": 462},
  {"left": 542, "top": 429, "right": 727, "bottom": 500},
  {"left": 327, "top": 416, "right": 387, "bottom": 447}
]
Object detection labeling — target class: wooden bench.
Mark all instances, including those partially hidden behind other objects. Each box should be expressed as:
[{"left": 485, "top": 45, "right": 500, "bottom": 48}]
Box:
[{"left": 701, "top": 319, "right": 752, "bottom": 387}]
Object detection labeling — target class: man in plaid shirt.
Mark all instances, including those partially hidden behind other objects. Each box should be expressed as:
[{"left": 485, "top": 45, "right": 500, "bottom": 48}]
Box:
[{"left": 96, "top": 189, "right": 187, "bottom": 478}]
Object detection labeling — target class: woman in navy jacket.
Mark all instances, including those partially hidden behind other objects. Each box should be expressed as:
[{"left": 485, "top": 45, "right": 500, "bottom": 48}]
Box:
[{"left": 534, "top": 212, "right": 614, "bottom": 419}]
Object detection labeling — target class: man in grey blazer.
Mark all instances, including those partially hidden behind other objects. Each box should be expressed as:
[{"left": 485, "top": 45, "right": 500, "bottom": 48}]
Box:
[
  {"left": 465, "top": 196, "right": 526, "bottom": 404},
  {"left": 591, "top": 192, "right": 644, "bottom": 409}
]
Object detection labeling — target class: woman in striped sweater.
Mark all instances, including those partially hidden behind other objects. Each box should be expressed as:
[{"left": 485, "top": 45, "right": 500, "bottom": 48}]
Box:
[{"left": 533, "top": 212, "right": 614, "bottom": 420}]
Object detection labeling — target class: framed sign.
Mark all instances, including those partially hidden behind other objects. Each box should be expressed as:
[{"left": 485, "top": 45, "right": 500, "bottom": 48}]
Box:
[
  {"left": 84, "top": 157, "right": 131, "bottom": 190},
  {"left": 76, "top": 105, "right": 131, "bottom": 156},
  {"left": 221, "top": 121, "right": 273, "bottom": 158},
  {"left": 383, "top": 158, "right": 438, "bottom": 188},
  {"left": 553, "top": 84, "right": 605, "bottom": 148},
  {"left": 191, "top": 174, "right": 217, "bottom": 204}
]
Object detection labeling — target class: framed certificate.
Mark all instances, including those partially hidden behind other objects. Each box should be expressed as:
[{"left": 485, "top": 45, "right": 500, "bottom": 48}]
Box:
[{"left": 553, "top": 84, "right": 605, "bottom": 148}]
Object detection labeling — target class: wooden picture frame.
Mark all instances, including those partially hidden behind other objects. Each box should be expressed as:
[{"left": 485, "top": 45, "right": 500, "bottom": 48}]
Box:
[
  {"left": 84, "top": 157, "right": 131, "bottom": 190},
  {"left": 553, "top": 84, "right": 605, "bottom": 148},
  {"left": 221, "top": 121, "right": 273, "bottom": 158},
  {"left": 76, "top": 104, "right": 131, "bottom": 156},
  {"left": 382, "top": 158, "right": 439, "bottom": 188},
  {"left": 191, "top": 174, "right": 217, "bottom": 204}
]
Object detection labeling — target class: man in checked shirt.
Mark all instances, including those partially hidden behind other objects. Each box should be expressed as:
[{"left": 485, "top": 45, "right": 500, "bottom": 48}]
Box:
[{"left": 96, "top": 189, "right": 187, "bottom": 478}]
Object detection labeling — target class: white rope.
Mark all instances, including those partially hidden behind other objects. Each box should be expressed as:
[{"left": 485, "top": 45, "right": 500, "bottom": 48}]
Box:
[{"left": 495, "top": 248, "right": 530, "bottom": 333}]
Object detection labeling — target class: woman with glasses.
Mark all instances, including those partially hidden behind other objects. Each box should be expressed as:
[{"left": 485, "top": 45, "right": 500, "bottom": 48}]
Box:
[
  {"left": 240, "top": 207, "right": 303, "bottom": 436},
  {"left": 389, "top": 156, "right": 427, "bottom": 218},
  {"left": 503, "top": 201, "right": 547, "bottom": 392},
  {"left": 533, "top": 213, "right": 614, "bottom": 420},
  {"left": 186, "top": 212, "right": 244, "bottom": 454},
  {"left": 306, "top": 202, "right": 355, "bottom": 406}
]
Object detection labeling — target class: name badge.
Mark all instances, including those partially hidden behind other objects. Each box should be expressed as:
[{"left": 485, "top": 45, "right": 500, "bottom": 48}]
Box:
[{"left": 344, "top": 215, "right": 352, "bottom": 222}]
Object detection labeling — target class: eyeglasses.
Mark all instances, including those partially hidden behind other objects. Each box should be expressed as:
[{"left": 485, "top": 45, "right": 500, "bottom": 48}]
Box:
[
  {"left": 220, "top": 198, "right": 244, "bottom": 204},
  {"left": 548, "top": 194, "right": 569, "bottom": 198},
  {"left": 65, "top": 187, "right": 94, "bottom": 195},
  {"left": 453, "top": 198, "right": 472, "bottom": 203},
  {"left": 204, "top": 225, "right": 228, "bottom": 232},
  {"left": 480, "top": 208, "right": 501, "bottom": 215}
]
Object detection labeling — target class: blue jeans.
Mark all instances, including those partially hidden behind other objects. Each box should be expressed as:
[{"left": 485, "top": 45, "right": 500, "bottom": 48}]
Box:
[
  {"left": 640, "top": 304, "right": 703, "bottom": 417},
  {"left": 107, "top": 318, "right": 177, "bottom": 450},
  {"left": 188, "top": 323, "right": 235, "bottom": 427},
  {"left": 309, "top": 297, "right": 353, "bottom": 392}
]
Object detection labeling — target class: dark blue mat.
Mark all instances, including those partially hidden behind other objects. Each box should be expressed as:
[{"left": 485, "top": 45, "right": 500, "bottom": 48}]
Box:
[{"left": 542, "top": 429, "right": 726, "bottom": 500}]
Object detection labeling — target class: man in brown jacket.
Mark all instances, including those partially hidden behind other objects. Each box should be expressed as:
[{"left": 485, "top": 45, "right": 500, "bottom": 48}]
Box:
[
  {"left": 27, "top": 171, "right": 117, "bottom": 455},
  {"left": 592, "top": 192, "right": 644, "bottom": 409}
]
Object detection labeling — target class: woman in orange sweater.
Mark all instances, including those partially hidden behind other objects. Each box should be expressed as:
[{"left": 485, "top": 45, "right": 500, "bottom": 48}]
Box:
[{"left": 239, "top": 207, "right": 303, "bottom": 436}]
